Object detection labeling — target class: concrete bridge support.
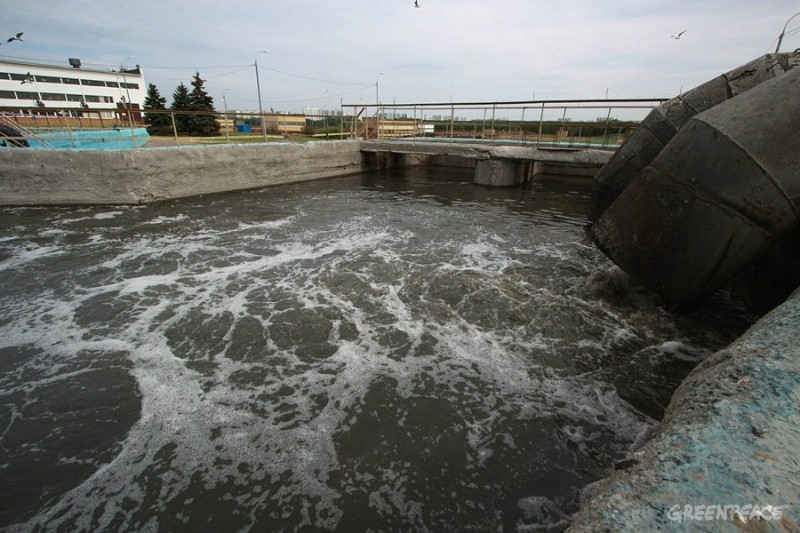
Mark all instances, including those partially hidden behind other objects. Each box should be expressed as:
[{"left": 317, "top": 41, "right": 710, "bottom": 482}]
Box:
[
  {"left": 473, "top": 159, "right": 527, "bottom": 186},
  {"left": 361, "top": 150, "right": 428, "bottom": 170}
]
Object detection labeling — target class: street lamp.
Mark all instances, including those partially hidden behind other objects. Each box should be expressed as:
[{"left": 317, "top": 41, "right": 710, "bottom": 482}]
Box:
[
  {"left": 223, "top": 87, "right": 232, "bottom": 143},
  {"left": 254, "top": 50, "right": 268, "bottom": 139},
  {"left": 776, "top": 11, "right": 800, "bottom": 52}
]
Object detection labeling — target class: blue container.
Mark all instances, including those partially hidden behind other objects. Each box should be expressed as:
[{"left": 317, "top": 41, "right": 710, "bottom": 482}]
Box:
[{"left": 236, "top": 124, "right": 252, "bottom": 133}]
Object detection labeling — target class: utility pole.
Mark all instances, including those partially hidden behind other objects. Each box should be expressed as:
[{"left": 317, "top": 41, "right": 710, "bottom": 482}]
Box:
[{"left": 255, "top": 50, "right": 268, "bottom": 140}]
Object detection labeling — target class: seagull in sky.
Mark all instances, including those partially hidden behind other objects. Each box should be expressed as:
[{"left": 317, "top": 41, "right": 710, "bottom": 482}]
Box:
[
  {"left": 5, "top": 32, "right": 24, "bottom": 43},
  {"left": 671, "top": 30, "right": 686, "bottom": 40}
]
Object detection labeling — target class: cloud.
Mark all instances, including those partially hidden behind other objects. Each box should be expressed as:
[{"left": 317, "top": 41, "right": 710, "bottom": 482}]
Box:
[{"left": 1, "top": 0, "right": 798, "bottom": 112}]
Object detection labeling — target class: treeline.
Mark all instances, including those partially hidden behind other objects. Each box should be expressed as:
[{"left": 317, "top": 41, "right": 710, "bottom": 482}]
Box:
[{"left": 142, "top": 72, "right": 219, "bottom": 137}]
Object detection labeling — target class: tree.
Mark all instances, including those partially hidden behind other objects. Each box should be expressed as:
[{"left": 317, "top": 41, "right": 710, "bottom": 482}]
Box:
[
  {"left": 143, "top": 83, "right": 172, "bottom": 136},
  {"left": 171, "top": 82, "right": 191, "bottom": 135},
  {"left": 187, "top": 72, "right": 219, "bottom": 137}
]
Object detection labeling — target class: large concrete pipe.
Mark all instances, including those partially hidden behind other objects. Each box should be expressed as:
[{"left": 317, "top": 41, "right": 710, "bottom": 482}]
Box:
[
  {"left": 587, "top": 52, "right": 800, "bottom": 222},
  {"left": 587, "top": 65, "right": 800, "bottom": 305}
]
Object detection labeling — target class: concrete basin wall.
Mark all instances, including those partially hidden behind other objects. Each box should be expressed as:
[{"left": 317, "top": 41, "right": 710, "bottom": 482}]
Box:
[{"left": 0, "top": 141, "right": 365, "bottom": 205}]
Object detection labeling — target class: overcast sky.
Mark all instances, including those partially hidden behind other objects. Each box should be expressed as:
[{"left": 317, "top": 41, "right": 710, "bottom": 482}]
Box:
[{"left": 1, "top": 1, "right": 798, "bottom": 115}]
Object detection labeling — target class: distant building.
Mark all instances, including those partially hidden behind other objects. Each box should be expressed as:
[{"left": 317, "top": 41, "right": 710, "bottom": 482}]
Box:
[
  {"left": 0, "top": 58, "right": 146, "bottom": 122},
  {"left": 360, "top": 117, "right": 423, "bottom": 139},
  {"left": 263, "top": 113, "right": 307, "bottom": 134}
]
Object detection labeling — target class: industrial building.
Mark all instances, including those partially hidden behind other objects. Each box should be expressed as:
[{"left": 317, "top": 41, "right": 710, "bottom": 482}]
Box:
[{"left": 0, "top": 57, "right": 146, "bottom": 122}]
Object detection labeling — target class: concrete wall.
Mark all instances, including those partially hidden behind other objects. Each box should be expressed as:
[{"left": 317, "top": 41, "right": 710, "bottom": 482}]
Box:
[
  {"left": 0, "top": 140, "right": 612, "bottom": 205},
  {"left": 568, "top": 288, "right": 800, "bottom": 531},
  {"left": 0, "top": 141, "right": 365, "bottom": 205}
]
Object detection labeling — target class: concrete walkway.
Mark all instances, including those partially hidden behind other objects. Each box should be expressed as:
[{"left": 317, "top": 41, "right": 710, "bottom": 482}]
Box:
[{"left": 568, "top": 289, "right": 800, "bottom": 531}]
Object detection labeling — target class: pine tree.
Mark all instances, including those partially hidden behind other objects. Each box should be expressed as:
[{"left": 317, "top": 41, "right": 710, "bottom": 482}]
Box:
[
  {"left": 143, "top": 83, "right": 172, "bottom": 136},
  {"left": 171, "top": 83, "right": 191, "bottom": 135},
  {"left": 187, "top": 72, "right": 220, "bottom": 137}
]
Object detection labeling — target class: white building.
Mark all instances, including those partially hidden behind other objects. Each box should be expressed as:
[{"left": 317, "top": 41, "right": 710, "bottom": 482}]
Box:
[{"left": 0, "top": 57, "right": 146, "bottom": 121}]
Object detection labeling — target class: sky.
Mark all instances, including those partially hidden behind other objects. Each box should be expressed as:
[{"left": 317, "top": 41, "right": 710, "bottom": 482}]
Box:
[{"left": 1, "top": 1, "right": 798, "bottom": 117}]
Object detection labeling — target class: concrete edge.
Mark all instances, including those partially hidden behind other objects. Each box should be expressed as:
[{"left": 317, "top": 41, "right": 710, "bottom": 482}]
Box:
[
  {"left": 0, "top": 140, "right": 367, "bottom": 206},
  {"left": 567, "top": 288, "right": 800, "bottom": 532},
  {"left": 0, "top": 140, "right": 611, "bottom": 206}
]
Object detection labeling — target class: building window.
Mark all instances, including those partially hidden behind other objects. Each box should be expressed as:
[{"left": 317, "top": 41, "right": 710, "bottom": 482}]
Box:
[
  {"left": 84, "top": 95, "right": 101, "bottom": 103},
  {"left": 0, "top": 90, "right": 15, "bottom": 98},
  {"left": 0, "top": 72, "right": 10, "bottom": 80},
  {"left": 122, "top": 82, "right": 139, "bottom": 90},
  {"left": 105, "top": 81, "right": 119, "bottom": 88},
  {"left": 15, "top": 91, "right": 39, "bottom": 100},
  {"left": 41, "top": 93, "right": 67, "bottom": 101},
  {"left": 66, "top": 94, "right": 84, "bottom": 102},
  {"left": 62, "top": 77, "right": 80, "bottom": 85},
  {"left": 35, "top": 75, "right": 61, "bottom": 84},
  {"left": 103, "top": 96, "right": 114, "bottom": 103},
  {"left": 10, "top": 73, "right": 30, "bottom": 82},
  {"left": 81, "top": 79, "right": 105, "bottom": 87}
]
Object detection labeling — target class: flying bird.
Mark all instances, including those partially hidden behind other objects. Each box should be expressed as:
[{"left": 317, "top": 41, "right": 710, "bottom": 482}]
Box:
[
  {"left": 414, "top": 0, "right": 420, "bottom": 7},
  {"left": 671, "top": 30, "right": 686, "bottom": 40},
  {"left": 5, "top": 32, "right": 24, "bottom": 43}
]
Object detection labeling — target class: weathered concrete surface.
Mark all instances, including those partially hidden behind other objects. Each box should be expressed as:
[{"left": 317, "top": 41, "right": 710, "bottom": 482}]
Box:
[
  {"left": 360, "top": 140, "right": 612, "bottom": 167},
  {"left": 568, "top": 287, "right": 800, "bottom": 532},
  {"left": 588, "top": 51, "right": 800, "bottom": 222},
  {"left": 588, "top": 63, "right": 800, "bottom": 305},
  {"left": 474, "top": 159, "right": 527, "bottom": 186},
  {"left": 0, "top": 139, "right": 610, "bottom": 206},
  {"left": 0, "top": 141, "right": 364, "bottom": 205}
]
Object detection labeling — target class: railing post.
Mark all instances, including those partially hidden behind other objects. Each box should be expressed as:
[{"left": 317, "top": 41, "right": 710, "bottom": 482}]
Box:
[
  {"left": 490, "top": 103, "right": 496, "bottom": 143},
  {"left": 602, "top": 107, "right": 612, "bottom": 148},
  {"left": 63, "top": 112, "right": 76, "bottom": 149},
  {"left": 413, "top": 105, "right": 418, "bottom": 145},
  {"left": 170, "top": 112, "right": 179, "bottom": 145},
  {"left": 449, "top": 104, "right": 455, "bottom": 142},
  {"left": 537, "top": 102, "right": 545, "bottom": 147}
]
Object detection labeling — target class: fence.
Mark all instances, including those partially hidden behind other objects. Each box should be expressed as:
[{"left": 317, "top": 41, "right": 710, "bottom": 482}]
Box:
[
  {"left": 1, "top": 97, "right": 668, "bottom": 149},
  {"left": 343, "top": 98, "right": 668, "bottom": 149}
]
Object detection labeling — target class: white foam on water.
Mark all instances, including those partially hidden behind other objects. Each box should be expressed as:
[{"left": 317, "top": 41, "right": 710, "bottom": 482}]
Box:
[
  {"left": 0, "top": 243, "right": 65, "bottom": 271},
  {"left": 140, "top": 214, "right": 190, "bottom": 225},
  {"left": 0, "top": 185, "right": 732, "bottom": 532},
  {"left": 651, "top": 340, "right": 712, "bottom": 363},
  {"left": 92, "top": 210, "right": 126, "bottom": 220}
]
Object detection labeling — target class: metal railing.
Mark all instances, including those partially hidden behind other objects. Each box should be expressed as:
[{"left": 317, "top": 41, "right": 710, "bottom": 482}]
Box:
[
  {"left": 343, "top": 97, "right": 668, "bottom": 149},
  {"left": 0, "top": 97, "right": 668, "bottom": 150}
]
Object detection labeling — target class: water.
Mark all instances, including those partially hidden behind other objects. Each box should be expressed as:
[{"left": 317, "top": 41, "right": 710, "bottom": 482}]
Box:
[{"left": 0, "top": 166, "right": 754, "bottom": 532}]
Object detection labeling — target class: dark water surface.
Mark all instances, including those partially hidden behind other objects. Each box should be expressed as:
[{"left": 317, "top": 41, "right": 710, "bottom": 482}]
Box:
[{"left": 0, "top": 166, "right": 754, "bottom": 532}]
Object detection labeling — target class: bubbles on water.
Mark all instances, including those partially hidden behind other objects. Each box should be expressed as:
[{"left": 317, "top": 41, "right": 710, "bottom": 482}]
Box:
[{"left": 0, "top": 172, "right": 751, "bottom": 531}]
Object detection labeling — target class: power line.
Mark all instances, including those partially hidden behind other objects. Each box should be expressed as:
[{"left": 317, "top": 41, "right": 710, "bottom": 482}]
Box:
[
  {"left": 269, "top": 85, "right": 374, "bottom": 105},
  {"left": 261, "top": 65, "right": 373, "bottom": 86},
  {"left": 144, "top": 64, "right": 252, "bottom": 70}
]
